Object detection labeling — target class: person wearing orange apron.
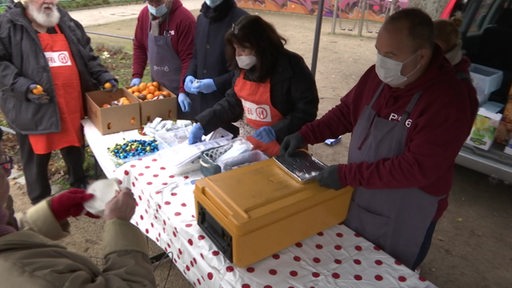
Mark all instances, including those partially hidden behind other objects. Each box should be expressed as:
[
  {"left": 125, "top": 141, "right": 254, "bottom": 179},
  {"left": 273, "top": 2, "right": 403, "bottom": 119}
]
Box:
[
  {"left": 188, "top": 15, "right": 319, "bottom": 156},
  {"left": 22, "top": 25, "right": 87, "bottom": 204},
  {"left": 0, "top": 1, "right": 118, "bottom": 204}
]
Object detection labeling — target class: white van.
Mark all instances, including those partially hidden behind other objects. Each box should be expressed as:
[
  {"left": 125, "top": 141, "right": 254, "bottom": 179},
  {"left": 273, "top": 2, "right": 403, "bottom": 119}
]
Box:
[{"left": 445, "top": 0, "right": 512, "bottom": 183}]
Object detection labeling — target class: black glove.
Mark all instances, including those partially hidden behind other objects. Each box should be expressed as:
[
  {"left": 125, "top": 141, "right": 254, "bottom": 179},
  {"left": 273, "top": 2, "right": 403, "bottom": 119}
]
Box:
[
  {"left": 103, "top": 79, "right": 118, "bottom": 92},
  {"left": 317, "top": 165, "right": 345, "bottom": 190},
  {"left": 27, "top": 84, "right": 50, "bottom": 104},
  {"left": 280, "top": 132, "right": 305, "bottom": 157}
]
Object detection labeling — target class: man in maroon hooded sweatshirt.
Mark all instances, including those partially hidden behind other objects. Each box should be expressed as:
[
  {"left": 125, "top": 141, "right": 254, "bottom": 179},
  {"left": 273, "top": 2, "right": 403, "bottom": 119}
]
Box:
[
  {"left": 131, "top": 0, "right": 196, "bottom": 117},
  {"left": 281, "top": 8, "right": 478, "bottom": 271}
]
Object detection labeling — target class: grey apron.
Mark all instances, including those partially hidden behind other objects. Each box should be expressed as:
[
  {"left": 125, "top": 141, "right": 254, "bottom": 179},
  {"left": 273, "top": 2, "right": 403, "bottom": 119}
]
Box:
[
  {"left": 147, "top": 19, "right": 181, "bottom": 95},
  {"left": 344, "top": 83, "right": 440, "bottom": 269}
]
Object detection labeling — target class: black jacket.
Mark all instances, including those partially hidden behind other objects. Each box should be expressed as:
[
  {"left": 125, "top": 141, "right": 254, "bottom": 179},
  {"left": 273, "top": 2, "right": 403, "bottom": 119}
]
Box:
[
  {"left": 0, "top": 3, "right": 115, "bottom": 134},
  {"left": 197, "top": 49, "right": 319, "bottom": 143},
  {"left": 185, "top": 0, "right": 248, "bottom": 118}
]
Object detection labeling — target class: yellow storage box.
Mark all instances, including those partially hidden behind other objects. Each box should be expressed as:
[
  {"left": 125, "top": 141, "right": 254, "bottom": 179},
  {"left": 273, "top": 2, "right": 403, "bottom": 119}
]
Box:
[{"left": 194, "top": 158, "right": 353, "bottom": 267}]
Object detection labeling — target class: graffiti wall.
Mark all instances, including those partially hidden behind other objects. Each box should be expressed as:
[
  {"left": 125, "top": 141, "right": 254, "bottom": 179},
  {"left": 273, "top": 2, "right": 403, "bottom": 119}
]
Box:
[{"left": 236, "top": 0, "right": 409, "bottom": 23}]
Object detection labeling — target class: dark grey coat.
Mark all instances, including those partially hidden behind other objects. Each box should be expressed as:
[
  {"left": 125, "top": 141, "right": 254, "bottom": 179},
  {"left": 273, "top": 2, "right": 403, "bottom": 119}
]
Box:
[
  {"left": 185, "top": 0, "right": 248, "bottom": 118},
  {"left": 0, "top": 4, "right": 115, "bottom": 134}
]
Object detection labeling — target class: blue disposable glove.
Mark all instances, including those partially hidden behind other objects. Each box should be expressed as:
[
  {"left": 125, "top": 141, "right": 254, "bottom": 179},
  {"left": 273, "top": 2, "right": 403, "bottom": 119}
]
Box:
[
  {"left": 130, "top": 78, "right": 141, "bottom": 87},
  {"left": 192, "top": 78, "right": 216, "bottom": 94},
  {"left": 178, "top": 93, "right": 191, "bottom": 112},
  {"left": 252, "top": 126, "right": 276, "bottom": 143},
  {"left": 184, "top": 75, "right": 197, "bottom": 94},
  {"left": 188, "top": 123, "right": 204, "bottom": 144},
  {"left": 280, "top": 132, "right": 305, "bottom": 157},
  {"left": 317, "top": 165, "right": 345, "bottom": 190},
  {"left": 103, "top": 79, "right": 118, "bottom": 92}
]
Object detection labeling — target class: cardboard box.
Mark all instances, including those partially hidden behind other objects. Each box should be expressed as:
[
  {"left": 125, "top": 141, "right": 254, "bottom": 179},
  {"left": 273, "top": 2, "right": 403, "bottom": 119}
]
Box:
[
  {"left": 136, "top": 86, "right": 177, "bottom": 125},
  {"left": 465, "top": 107, "right": 503, "bottom": 150},
  {"left": 470, "top": 64, "right": 504, "bottom": 104},
  {"left": 194, "top": 158, "right": 353, "bottom": 267},
  {"left": 86, "top": 88, "right": 141, "bottom": 135}
]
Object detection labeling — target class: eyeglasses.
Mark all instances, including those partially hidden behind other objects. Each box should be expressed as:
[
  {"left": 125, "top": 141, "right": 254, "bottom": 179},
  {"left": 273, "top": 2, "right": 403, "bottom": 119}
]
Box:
[{"left": 0, "top": 154, "right": 13, "bottom": 177}]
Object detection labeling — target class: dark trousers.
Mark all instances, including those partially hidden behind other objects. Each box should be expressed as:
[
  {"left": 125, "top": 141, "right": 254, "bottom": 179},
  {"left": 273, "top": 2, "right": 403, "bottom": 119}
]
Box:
[
  {"left": 17, "top": 133, "right": 87, "bottom": 204},
  {"left": 411, "top": 220, "right": 437, "bottom": 271}
]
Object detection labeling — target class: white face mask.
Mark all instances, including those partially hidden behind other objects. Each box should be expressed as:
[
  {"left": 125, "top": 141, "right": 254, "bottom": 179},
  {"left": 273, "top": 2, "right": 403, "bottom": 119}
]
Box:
[
  {"left": 205, "top": 0, "right": 223, "bottom": 8},
  {"left": 375, "top": 53, "right": 419, "bottom": 87},
  {"left": 236, "top": 55, "right": 257, "bottom": 70},
  {"left": 148, "top": 3, "right": 168, "bottom": 17},
  {"left": 444, "top": 42, "right": 463, "bottom": 66}
]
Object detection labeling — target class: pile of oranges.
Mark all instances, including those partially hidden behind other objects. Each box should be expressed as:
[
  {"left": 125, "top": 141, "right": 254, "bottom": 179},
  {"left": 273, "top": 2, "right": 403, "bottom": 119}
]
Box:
[{"left": 127, "top": 81, "right": 172, "bottom": 101}]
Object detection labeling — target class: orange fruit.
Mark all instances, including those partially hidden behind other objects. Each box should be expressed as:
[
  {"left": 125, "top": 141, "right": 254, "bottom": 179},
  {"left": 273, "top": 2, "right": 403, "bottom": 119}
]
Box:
[
  {"left": 104, "top": 82, "right": 112, "bottom": 89},
  {"left": 152, "top": 82, "right": 160, "bottom": 89},
  {"left": 102, "top": 103, "right": 111, "bottom": 108},
  {"left": 119, "top": 97, "right": 130, "bottom": 105},
  {"left": 131, "top": 86, "right": 140, "bottom": 93},
  {"left": 146, "top": 93, "right": 154, "bottom": 100},
  {"left": 162, "top": 91, "right": 171, "bottom": 97},
  {"left": 138, "top": 82, "right": 147, "bottom": 91},
  {"left": 32, "top": 85, "right": 44, "bottom": 95},
  {"left": 147, "top": 86, "right": 156, "bottom": 94}
]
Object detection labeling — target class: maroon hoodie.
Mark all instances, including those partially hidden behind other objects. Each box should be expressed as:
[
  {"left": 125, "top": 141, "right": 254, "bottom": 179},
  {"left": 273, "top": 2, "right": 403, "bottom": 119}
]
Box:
[
  {"left": 300, "top": 46, "right": 478, "bottom": 219},
  {"left": 132, "top": 0, "right": 196, "bottom": 94}
]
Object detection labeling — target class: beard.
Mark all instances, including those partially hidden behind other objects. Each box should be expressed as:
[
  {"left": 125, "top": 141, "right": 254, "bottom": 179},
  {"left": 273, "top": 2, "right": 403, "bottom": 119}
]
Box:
[{"left": 27, "top": 2, "right": 61, "bottom": 28}]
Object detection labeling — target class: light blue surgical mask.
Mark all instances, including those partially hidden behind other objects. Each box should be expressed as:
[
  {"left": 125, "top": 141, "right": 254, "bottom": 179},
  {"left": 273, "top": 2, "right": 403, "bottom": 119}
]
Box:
[
  {"left": 148, "top": 4, "right": 168, "bottom": 17},
  {"left": 205, "top": 0, "right": 223, "bottom": 8}
]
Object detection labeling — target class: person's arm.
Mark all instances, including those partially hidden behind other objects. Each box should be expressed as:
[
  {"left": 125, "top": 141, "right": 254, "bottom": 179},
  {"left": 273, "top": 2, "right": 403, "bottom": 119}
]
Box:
[
  {"left": 211, "top": 71, "right": 236, "bottom": 95},
  {"left": 173, "top": 9, "right": 196, "bottom": 94},
  {"left": 185, "top": 15, "right": 201, "bottom": 79},
  {"left": 16, "top": 200, "right": 70, "bottom": 240},
  {"left": 271, "top": 52, "right": 319, "bottom": 143},
  {"left": 196, "top": 84, "right": 244, "bottom": 135},
  {"left": 100, "top": 188, "right": 156, "bottom": 287},
  {"left": 339, "top": 80, "right": 474, "bottom": 191},
  {"left": 0, "top": 16, "right": 36, "bottom": 99},
  {"left": 132, "top": 10, "right": 149, "bottom": 80},
  {"left": 299, "top": 66, "right": 377, "bottom": 144}
]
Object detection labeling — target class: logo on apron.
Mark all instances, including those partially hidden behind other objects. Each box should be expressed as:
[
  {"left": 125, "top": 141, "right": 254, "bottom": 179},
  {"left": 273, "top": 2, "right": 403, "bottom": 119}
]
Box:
[
  {"left": 44, "top": 51, "right": 71, "bottom": 67},
  {"left": 241, "top": 99, "right": 272, "bottom": 122}
]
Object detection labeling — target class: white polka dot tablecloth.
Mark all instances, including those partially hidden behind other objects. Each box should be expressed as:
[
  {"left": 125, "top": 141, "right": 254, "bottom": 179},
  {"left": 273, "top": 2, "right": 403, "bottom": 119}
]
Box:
[{"left": 111, "top": 153, "right": 439, "bottom": 288}]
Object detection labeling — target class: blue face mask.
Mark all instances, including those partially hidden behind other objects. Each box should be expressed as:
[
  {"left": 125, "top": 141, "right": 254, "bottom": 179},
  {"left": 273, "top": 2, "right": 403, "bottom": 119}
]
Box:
[
  {"left": 205, "top": 0, "right": 223, "bottom": 8},
  {"left": 148, "top": 4, "right": 168, "bottom": 17}
]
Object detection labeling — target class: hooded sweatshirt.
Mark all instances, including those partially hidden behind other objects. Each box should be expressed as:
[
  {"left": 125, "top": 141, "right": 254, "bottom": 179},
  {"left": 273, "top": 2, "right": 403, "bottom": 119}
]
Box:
[{"left": 300, "top": 45, "right": 478, "bottom": 219}]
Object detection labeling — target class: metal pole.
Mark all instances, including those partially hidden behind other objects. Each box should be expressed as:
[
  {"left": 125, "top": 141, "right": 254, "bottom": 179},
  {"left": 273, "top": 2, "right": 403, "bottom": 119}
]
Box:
[
  {"left": 357, "top": 0, "right": 367, "bottom": 37},
  {"left": 85, "top": 31, "right": 134, "bottom": 41},
  {"left": 331, "top": 0, "right": 339, "bottom": 34},
  {"left": 311, "top": 0, "right": 326, "bottom": 78}
]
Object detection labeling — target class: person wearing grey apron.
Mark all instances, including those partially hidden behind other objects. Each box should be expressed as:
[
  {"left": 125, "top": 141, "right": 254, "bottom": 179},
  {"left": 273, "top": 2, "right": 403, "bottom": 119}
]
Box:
[
  {"left": 147, "top": 19, "right": 181, "bottom": 95},
  {"left": 279, "top": 8, "right": 477, "bottom": 272},
  {"left": 131, "top": 0, "right": 196, "bottom": 118},
  {"left": 343, "top": 83, "right": 441, "bottom": 269}
]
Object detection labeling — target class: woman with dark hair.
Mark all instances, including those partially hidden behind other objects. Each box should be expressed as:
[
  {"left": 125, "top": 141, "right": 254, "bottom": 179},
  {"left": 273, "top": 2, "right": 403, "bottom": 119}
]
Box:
[{"left": 188, "top": 15, "right": 319, "bottom": 157}]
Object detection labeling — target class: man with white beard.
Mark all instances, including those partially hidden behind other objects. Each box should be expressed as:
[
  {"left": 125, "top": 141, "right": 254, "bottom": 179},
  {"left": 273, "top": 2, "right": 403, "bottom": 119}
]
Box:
[{"left": 0, "top": 0, "right": 119, "bottom": 205}]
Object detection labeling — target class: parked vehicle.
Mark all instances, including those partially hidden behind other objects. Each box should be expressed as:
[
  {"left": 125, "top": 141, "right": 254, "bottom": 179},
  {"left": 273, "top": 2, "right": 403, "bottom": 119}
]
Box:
[{"left": 444, "top": 0, "right": 512, "bottom": 183}]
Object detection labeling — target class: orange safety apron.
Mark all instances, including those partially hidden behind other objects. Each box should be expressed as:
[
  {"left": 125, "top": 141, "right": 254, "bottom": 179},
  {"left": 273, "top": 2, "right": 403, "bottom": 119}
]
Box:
[
  {"left": 234, "top": 71, "right": 282, "bottom": 157},
  {"left": 29, "top": 26, "right": 84, "bottom": 154}
]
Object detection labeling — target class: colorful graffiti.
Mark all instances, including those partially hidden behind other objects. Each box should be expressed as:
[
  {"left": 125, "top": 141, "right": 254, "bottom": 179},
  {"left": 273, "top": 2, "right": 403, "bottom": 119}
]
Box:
[{"left": 236, "top": 0, "right": 409, "bottom": 23}]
